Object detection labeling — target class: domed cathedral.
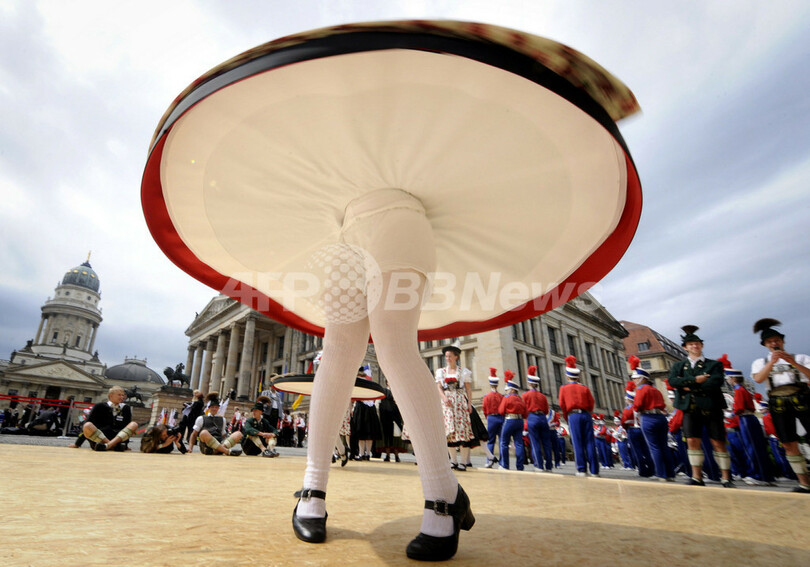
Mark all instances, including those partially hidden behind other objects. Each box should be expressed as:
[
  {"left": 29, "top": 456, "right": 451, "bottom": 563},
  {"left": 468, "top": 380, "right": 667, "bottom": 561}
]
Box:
[{"left": 1, "top": 258, "right": 163, "bottom": 405}]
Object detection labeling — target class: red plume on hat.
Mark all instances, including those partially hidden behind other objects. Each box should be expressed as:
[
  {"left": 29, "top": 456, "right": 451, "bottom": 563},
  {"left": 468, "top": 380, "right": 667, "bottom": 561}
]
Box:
[
  {"left": 565, "top": 355, "right": 577, "bottom": 368},
  {"left": 717, "top": 353, "right": 732, "bottom": 369},
  {"left": 625, "top": 380, "right": 636, "bottom": 392},
  {"left": 665, "top": 379, "right": 674, "bottom": 391},
  {"left": 754, "top": 393, "right": 763, "bottom": 402},
  {"left": 528, "top": 365, "right": 538, "bottom": 375},
  {"left": 489, "top": 367, "right": 498, "bottom": 377},
  {"left": 613, "top": 409, "right": 621, "bottom": 417},
  {"left": 504, "top": 370, "right": 515, "bottom": 381},
  {"left": 628, "top": 355, "right": 640, "bottom": 371}
]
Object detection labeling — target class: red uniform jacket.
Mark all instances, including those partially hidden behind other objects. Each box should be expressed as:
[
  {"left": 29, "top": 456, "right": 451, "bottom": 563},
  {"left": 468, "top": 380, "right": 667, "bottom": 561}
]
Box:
[
  {"left": 725, "top": 415, "right": 740, "bottom": 429},
  {"left": 558, "top": 382, "right": 594, "bottom": 420},
  {"left": 732, "top": 385, "right": 755, "bottom": 415},
  {"left": 482, "top": 391, "right": 505, "bottom": 417},
  {"left": 621, "top": 407, "right": 637, "bottom": 428},
  {"left": 522, "top": 389, "right": 549, "bottom": 414},
  {"left": 668, "top": 409, "right": 683, "bottom": 433},
  {"left": 498, "top": 393, "right": 529, "bottom": 418},
  {"left": 763, "top": 413, "right": 776, "bottom": 437},
  {"left": 632, "top": 384, "right": 666, "bottom": 412}
]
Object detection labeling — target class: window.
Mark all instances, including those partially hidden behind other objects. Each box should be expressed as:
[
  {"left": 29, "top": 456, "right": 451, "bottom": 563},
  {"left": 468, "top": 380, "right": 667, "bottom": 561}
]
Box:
[
  {"left": 512, "top": 324, "right": 520, "bottom": 340},
  {"left": 65, "top": 291, "right": 70, "bottom": 296},
  {"left": 641, "top": 360, "right": 652, "bottom": 370},
  {"left": 8, "top": 389, "right": 18, "bottom": 396},
  {"left": 425, "top": 356, "right": 434, "bottom": 373},
  {"left": 83, "top": 397, "right": 93, "bottom": 403},
  {"left": 637, "top": 341, "right": 650, "bottom": 352},
  {"left": 586, "top": 343, "right": 598, "bottom": 368},
  {"left": 552, "top": 363, "right": 563, "bottom": 390},
  {"left": 524, "top": 321, "right": 535, "bottom": 345},
  {"left": 567, "top": 335, "right": 577, "bottom": 357},
  {"left": 275, "top": 335, "right": 285, "bottom": 359},
  {"left": 28, "top": 391, "right": 37, "bottom": 398},
  {"left": 51, "top": 332, "right": 58, "bottom": 343},
  {"left": 547, "top": 326, "right": 559, "bottom": 355},
  {"left": 591, "top": 375, "right": 602, "bottom": 407},
  {"left": 75, "top": 336, "right": 82, "bottom": 347}
]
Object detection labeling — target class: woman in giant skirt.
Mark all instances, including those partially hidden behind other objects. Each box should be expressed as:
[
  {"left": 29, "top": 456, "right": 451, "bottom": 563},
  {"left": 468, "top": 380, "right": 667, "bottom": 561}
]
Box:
[{"left": 436, "top": 342, "right": 476, "bottom": 471}]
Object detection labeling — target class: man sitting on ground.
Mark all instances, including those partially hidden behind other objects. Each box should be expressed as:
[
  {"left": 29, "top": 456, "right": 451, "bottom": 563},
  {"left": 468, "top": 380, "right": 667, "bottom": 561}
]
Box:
[
  {"left": 188, "top": 393, "right": 243, "bottom": 456},
  {"left": 79, "top": 386, "right": 138, "bottom": 452},
  {"left": 242, "top": 398, "right": 279, "bottom": 457}
]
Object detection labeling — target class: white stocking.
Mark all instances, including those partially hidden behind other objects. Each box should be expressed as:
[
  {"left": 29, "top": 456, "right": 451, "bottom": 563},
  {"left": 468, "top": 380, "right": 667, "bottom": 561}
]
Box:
[
  {"left": 369, "top": 271, "right": 458, "bottom": 538},
  {"left": 297, "top": 317, "right": 370, "bottom": 519}
]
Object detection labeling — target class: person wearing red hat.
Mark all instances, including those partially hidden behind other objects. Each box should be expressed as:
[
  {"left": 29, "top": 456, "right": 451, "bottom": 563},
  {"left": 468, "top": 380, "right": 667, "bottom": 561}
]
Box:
[
  {"left": 621, "top": 371, "right": 653, "bottom": 477},
  {"left": 631, "top": 360, "right": 675, "bottom": 482},
  {"left": 548, "top": 409, "right": 565, "bottom": 467},
  {"left": 750, "top": 319, "right": 810, "bottom": 493},
  {"left": 614, "top": 410, "right": 633, "bottom": 470},
  {"left": 558, "top": 356, "right": 598, "bottom": 476},
  {"left": 668, "top": 326, "right": 732, "bottom": 487},
  {"left": 721, "top": 354, "right": 776, "bottom": 486},
  {"left": 522, "top": 366, "right": 553, "bottom": 471},
  {"left": 593, "top": 414, "right": 613, "bottom": 468},
  {"left": 481, "top": 368, "right": 505, "bottom": 469},
  {"left": 497, "top": 372, "right": 529, "bottom": 470},
  {"left": 666, "top": 383, "right": 690, "bottom": 477}
]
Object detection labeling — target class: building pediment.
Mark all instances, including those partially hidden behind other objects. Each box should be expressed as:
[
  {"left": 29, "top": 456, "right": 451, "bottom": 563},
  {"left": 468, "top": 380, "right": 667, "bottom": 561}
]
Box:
[
  {"left": 6, "top": 360, "right": 108, "bottom": 387},
  {"left": 185, "top": 295, "right": 242, "bottom": 334}
]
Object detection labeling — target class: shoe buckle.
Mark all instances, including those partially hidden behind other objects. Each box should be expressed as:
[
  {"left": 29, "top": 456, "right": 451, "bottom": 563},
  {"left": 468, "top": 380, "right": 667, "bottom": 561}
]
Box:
[
  {"left": 297, "top": 488, "right": 314, "bottom": 500},
  {"left": 432, "top": 499, "right": 450, "bottom": 516}
]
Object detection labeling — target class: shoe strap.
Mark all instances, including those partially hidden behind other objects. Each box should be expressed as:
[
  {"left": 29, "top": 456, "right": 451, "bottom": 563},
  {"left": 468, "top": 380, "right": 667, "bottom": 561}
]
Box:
[
  {"left": 295, "top": 488, "right": 326, "bottom": 501},
  {"left": 423, "top": 498, "right": 459, "bottom": 517}
]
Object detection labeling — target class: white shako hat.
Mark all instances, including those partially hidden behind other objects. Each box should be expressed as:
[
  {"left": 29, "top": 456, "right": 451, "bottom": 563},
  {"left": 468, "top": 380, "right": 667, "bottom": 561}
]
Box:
[
  {"left": 527, "top": 365, "right": 541, "bottom": 385},
  {"left": 628, "top": 355, "right": 650, "bottom": 380},
  {"left": 718, "top": 354, "right": 743, "bottom": 379},
  {"left": 565, "top": 356, "right": 581, "bottom": 379},
  {"left": 488, "top": 367, "right": 500, "bottom": 387},
  {"left": 140, "top": 21, "right": 642, "bottom": 341},
  {"left": 504, "top": 370, "right": 520, "bottom": 391}
]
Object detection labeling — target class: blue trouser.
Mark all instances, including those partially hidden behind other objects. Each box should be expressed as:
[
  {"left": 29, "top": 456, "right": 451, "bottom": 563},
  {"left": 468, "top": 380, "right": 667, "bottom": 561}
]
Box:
[
  {"left": 550, "top": 429, "right": 562, "bottom": 466},
  {"left": 598, "top": 438, "right": 613, "bottom": 467},
  {"left": 640, "top": 414, "right": 675, "bottom": 479},
  {"left": 527, "top": 413, "right": 553, "bottom": 470},
  {"left": 627, "top": 427, "right": 654, "bottom": 477},
  {"left": 726, "top": 429, "right": 751, "bottom": 478},
  {"left": 617, "top": 439, "right": 633, "bottom": 468},
  {"left": 486, "top": 414, "right": 504, "bottom": 460},
  {"left": 701, "top": 430, "right": 721, "bottom": 481},
  {"left": 739, "top": 414, "right": 775, "bottom": 482},
  {"left": 558, "top": 436, "right": 567, "bottom": 463},
  {"left": 499, "top": 418, "right": 526, "bottom": 470},
  {"left": 568, "top": 413, "right": 598, "bottom": 474},
  {"left": 768, "top": 436, "right": 796, "bottom": 480},
  {"left": 672, "top": 429, "right": 689, "bottom": 475}
]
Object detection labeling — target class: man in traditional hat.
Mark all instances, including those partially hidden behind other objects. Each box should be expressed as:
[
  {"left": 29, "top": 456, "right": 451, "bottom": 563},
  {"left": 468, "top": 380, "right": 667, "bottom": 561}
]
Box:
[
  {"left": 750, "top": 318, "right": 810, "bottom": 493},
  {"left": 188, "top": 393, "right": 243, "bottom": 456},
  {"left": 481, "top": 368, "right": 504, "bottom": 468},
  {"left": 668, "top": 325, "right": 732, "bottom": 487},
  {"left": 79, "top": 386, "right": 138, "bottom": 452},
  {"left": 497, "top": 372, "right": 528, "bottom": 470},
  {"left": 522, "top": 366, "right": 553, "bottom": 472},
  {"left": 558, "top": 356, "right": 598, "bottom": 477},
  {"left": 243, "top": 399, "right": 279, "bottom": 457}
]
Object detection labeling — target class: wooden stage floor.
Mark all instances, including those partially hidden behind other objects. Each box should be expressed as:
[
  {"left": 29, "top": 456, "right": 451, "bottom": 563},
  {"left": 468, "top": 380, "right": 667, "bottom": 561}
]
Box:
[{"left": 1, "top": 444, "right": 808, "bottom": 566}]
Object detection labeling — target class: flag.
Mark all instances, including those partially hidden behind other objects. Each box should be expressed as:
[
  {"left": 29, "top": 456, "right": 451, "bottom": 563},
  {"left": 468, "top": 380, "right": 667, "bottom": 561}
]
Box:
[
  {"left": 168, "top": 409, "right": 178, "bottom": 427},
  {"left": 363, "top": 364, "right": 372, "bottom": 379},
  {"left": 158, "top": 408, "right": 167, "bottom": 425},
  {"left": 292, "top": 394, "right": 304, "bottom": 410}
]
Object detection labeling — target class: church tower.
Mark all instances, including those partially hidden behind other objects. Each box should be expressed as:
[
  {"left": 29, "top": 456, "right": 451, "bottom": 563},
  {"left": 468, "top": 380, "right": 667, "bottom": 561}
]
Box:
[{"left": 10, "top": 258, "right": 106, "bottom": 376}]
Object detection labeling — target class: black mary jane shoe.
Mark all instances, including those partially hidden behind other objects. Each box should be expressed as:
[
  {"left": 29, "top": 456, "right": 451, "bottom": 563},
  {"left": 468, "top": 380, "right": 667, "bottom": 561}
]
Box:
[
  {"left": 406, "top": 485, "right": 475, "bottom": 562},
  {"left": 340, "top": 453, "right": 349, "bottom": 467},
  {"left": 292, "top": 489, "right": 327, "bottom": 543}
]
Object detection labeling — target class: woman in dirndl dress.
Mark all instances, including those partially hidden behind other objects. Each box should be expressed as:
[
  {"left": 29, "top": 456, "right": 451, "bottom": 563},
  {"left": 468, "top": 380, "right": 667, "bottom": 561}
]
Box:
[{"left": 436, "top": 342, "right": 475, "bottom": 471}]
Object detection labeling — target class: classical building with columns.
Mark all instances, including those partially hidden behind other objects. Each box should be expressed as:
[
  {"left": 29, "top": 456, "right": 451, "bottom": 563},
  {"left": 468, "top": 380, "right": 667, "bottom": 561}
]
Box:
[
  {"left": 186, "top": 290, "right": 628, "bottom": 416},
  {"left": 0, "top": 259, "right": 164, "bottom": 405}
]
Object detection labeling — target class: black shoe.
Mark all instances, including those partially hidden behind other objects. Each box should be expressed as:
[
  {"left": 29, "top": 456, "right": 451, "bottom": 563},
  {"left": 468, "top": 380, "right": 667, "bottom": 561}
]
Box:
[
  {"left": 687, "top": 477, "right": 705, "bottom": 486},
  {"left": 263, "top": 449, "right": 275, "bottom": 458},
  {"left": 792, "top": 484, "right": 810, "bottom": 494},
  {"left": 93, "top": 442, "right": 107, "bottom": 452},
  {"left": 406, "top": 485, "right": 475, "bottom": 562},
  {"left": 332, "top": 454, "right": 337, "bottom": 463},
  {"left": 721, "top": 480, "right": 735, "bottom": 488},
  {"left": 484, "top": 458, "right": 495, "bottom": 469},
  {"left": 465, "top": 462, "right": 473, "bottom": 469},
  {"left": 228, "top": 448, "right": 242, "bottom": 456},
  {"left": 450, "top": 463, "right": 459, "bottom": 470},
  {"left": 292, "top": 489, "right": 327, "bottom": 543},
  {"left": 395, "top": 453, "right": 401, "bottom": 463},
  {"left": 383, "top": 454, "right": 390, "bottom": 462},
  {"left": 340, "top": 453, "right": 349, "bottom": 467}
]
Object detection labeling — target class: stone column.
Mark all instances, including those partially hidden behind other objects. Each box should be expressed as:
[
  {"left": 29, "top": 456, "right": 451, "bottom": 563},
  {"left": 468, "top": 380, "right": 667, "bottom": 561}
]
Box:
[
  {"left": 209, "top": 331, "right": 227, "bottom": 395},
  {"left": 34, "top": 316, "right": 46, "bottom": 344},
  {"left": 200, "top": 338, "right": 215, "bottom": 395},
  {"left": 223, "top": 324, "right": 241, "bottom": 397},
  {"left": 237, "top": 315, "right": 256, "bottom": 400},
  {"left": 42, "top": 315, "right": 54, "bottom": 344},
  {"left": 87, "top": 324, "right": 99, "bottom": 353},
  {"left": 190, "top": 343, "right": 204, "bottom": 390},
  {"left": 185, "top": 346, "right": 195, "bottom": 377}
]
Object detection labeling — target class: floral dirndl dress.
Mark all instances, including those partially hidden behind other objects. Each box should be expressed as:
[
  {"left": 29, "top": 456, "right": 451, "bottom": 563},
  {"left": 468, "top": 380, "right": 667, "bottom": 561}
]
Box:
[
  {"left": 436, "top": 367, "right": 474, "bottom": 446},
  {"left": 339, "top": 404, "right": 352, "bottom": 436}
]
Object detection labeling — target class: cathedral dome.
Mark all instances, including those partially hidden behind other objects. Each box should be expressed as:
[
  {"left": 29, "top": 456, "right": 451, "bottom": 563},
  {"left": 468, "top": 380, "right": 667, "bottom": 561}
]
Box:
[
  {"left": 105, "top": 358, "right": 164, "bottom": 384},
  {"left": 61, "top": 261, "right": 100, "bottom": 292}
]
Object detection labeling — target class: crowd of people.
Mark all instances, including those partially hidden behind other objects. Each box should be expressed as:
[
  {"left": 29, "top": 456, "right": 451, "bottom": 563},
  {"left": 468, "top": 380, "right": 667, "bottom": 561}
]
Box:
[{"left": 47, "top": 319, "right": 809, "bottom": 497}]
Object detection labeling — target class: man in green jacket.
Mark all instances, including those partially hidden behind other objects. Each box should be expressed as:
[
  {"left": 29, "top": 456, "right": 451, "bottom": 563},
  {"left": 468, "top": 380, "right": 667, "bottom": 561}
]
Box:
[
  {"left": 243, "top": 399, "right": 279, "bottom": 457},
  {"left": 668, "top": 325, "right": 733, "bottom": 487}
]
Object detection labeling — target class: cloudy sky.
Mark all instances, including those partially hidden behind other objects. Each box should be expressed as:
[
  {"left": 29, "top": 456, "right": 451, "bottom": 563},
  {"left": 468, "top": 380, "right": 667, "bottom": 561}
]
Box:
[{"left": 2, "top": 1, "right": 809, "bottom": 382}]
